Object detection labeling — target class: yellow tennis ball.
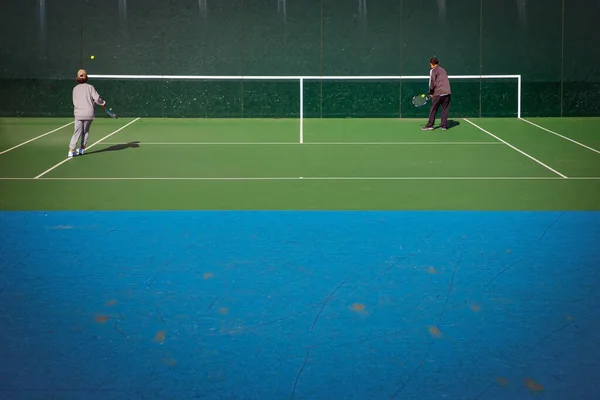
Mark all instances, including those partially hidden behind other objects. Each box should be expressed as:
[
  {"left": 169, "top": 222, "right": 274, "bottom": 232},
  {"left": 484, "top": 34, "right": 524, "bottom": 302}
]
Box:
[
  {"left": 421, "top": 94, "right": 425, "bottom": 97},
  {"left": 90, "top": 55, "right": 95, "bottom": 60}
]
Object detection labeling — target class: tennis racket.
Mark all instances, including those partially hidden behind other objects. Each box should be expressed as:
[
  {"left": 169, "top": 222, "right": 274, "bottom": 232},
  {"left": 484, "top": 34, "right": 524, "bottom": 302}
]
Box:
[
  {"left": 102, "top": 105, "right": 118, "bottom": 119},
  {"left": 412, "top": 94, "right": 430, "bottom": 107}
]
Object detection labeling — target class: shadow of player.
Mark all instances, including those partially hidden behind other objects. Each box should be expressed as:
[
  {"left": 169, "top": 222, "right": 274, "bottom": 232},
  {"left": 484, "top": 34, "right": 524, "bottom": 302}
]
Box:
[
  {"left": 84, "top": 141, "right": 141, "bottom": 155},
  {"left": 447, "top": 120, "right": 460, "bottom": 129},
  {"left": 434, "top": 120, "right": 460, "bottom": 130}
]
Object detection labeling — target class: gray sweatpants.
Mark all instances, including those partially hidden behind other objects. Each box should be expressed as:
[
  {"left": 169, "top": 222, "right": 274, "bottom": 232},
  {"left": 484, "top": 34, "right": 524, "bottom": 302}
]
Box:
[{"left": 70, "top": 120, "right": 92, "bottom": 149}]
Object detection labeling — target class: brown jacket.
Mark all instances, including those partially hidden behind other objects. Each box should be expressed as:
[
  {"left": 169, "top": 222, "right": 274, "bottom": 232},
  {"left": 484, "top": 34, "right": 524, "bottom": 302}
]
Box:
[{"left": 429, "top": 66, "right": 451, "bottom": 97}]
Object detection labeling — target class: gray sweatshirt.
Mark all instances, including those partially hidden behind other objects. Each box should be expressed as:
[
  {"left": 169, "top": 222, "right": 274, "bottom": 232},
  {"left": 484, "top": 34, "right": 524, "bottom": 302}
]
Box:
[
  {"left": 429, "top": 66, "right": 452, "bottom": 97},
  {"left": 73, "top": 83, "right": 106, "bottom": 120}
]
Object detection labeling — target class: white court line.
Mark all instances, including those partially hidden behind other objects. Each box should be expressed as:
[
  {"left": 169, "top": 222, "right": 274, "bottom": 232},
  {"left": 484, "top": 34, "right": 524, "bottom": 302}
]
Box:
[
  {"left": 463, "top": 118, "right": 568, "bottom": 179},
  {"left": 519, "top": 118, "right": 600, "bottom": 155},
  {"left": 100, "top": 141, "right": 501, "bottom": 146},
  {"left": 2, "top": 176, "right": 599, "bottom": 181},
  {"left": 0, "top": 121, "right": 74, "bottom": 156},
  {"left": 34, "top": 118, "right": 141, "bottom": 179}
]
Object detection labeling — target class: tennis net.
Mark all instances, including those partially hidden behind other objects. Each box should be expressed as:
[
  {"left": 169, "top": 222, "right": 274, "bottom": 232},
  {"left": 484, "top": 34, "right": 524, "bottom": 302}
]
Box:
[{"left": 87, "top": 74, "right": 521, "bottom": 142}]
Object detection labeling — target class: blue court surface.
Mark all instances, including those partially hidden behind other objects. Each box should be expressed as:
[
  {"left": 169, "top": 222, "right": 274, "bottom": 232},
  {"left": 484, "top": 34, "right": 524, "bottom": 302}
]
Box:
[{"left": 1, "top": 211, "right": 599, "bottom": 399}]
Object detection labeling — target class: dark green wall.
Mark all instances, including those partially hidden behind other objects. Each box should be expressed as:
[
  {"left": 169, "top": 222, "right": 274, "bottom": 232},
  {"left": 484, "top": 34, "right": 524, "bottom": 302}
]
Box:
[{"left": 1, "top": 0, "right": 598, "bottom": 117}]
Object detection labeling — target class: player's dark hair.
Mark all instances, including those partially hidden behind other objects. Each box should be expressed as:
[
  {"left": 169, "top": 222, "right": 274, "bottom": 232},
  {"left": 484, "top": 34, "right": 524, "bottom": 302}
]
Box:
[
  {"left": 76, "top": 76, "right": 88, "bottom": 84},
  {"left": 430, "top": 57, "right": 439, "bottom": 65}
]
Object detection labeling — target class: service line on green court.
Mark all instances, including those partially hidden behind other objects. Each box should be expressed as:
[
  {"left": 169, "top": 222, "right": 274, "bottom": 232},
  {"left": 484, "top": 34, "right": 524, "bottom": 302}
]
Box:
[
  {"left": 100, "top": 141, "right": 502, "bottom": 146},
  {"left": 0, "top": 121, "right": 74, "bottom": 156},
  {"left": 2, "top": 176, "right": 600, "bottom": 181},
  {"left": 519, "top": 118, "right": 600, "bottom": 155},
  {"left": 463, "top": 118, "right": 568, "bottom": 179},
  {"left": 33, "top": 118, "right": 141, "bottom": 179}
]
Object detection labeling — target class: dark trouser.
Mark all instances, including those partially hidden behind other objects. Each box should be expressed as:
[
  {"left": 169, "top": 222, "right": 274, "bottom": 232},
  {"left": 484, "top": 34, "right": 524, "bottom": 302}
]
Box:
[{"left": 425, "top": 94, "right": 451, "bottom": 128}]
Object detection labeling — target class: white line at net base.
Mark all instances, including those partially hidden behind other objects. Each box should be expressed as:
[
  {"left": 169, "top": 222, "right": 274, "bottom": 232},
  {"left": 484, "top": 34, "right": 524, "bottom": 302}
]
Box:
[
  {"left": 88, "top": 74, "right": 521, "bottom": 80},
  {"left": 33, "top": 118, "right": 141, "bottom": 179},
  {"left": 100, "top": 141, "right": 503, "bottom": 146},
  {"left": 0, "top": 121, "right": 74, "bottom": 156},
  {"left": 2, "top": 176, "right": 599, "bottom": 181},
  {"left": 463, "top": 118, "right": 568, "bottom": 179},
  {"left": 519, "top": 118, "right": 600, "bottom": 155}
]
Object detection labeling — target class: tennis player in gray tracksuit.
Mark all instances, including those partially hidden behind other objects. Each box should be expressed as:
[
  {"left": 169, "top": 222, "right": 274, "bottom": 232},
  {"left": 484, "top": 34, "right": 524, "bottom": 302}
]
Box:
[
  {"left": 68, "top": 69, "right": 107, "bottom": 157},
  {"left": 422, "top": 57, "right": 452, "bottom": 131}
]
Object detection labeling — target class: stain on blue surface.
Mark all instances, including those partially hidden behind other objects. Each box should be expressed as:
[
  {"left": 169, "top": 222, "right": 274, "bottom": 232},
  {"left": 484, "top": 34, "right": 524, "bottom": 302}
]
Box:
[{"left": 0, "top": 211, "right": 599, "bottom": 400}]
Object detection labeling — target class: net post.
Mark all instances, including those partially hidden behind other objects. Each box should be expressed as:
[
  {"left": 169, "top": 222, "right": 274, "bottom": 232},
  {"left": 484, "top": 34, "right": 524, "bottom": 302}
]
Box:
[
  {"left": 517, "top": 75, "right": 522, "bottom": 118},
  {"left": 299, "top": 77, "right": 304, "bottom": 144}
]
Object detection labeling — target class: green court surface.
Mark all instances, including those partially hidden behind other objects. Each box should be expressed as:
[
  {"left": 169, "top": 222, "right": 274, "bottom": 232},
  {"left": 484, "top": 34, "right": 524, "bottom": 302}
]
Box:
[{"left": 0, "top": 117, "right": 599, "bottom": 210}]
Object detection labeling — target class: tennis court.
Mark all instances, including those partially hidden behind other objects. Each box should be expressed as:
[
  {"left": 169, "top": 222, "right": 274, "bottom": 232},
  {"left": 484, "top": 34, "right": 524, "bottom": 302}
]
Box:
[
  {"left": 1, "top": 110, "right": 600, "bottom": 399},
  {"left": 2, "top": 114, "right": 599, "bottom": 210},
  {"left": 2, "top": 0, "right": 600, "bottom": 393}
]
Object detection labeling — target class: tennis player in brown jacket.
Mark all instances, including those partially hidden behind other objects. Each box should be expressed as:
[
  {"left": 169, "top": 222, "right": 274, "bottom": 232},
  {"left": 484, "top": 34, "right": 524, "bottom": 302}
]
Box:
[{"left": 422, "top": 57, "right": 451, "bottom": 131}]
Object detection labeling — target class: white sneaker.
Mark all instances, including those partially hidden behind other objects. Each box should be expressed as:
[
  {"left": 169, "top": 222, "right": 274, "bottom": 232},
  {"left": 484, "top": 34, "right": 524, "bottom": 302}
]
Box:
[
  {"left": 76, "top": 148, "right": 85, "bottom": 155},
  {"left": 68, "top": 151, "right": 75, "bottom": 158}
]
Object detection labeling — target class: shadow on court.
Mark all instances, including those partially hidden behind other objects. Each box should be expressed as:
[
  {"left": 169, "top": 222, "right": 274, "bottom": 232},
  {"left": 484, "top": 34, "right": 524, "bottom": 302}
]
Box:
[
  {"left": 435, "top": 119, "right": 460, "bottom": 129},
  {"left": 84, "top": 141, "right": 141, "bottom": 155}
]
